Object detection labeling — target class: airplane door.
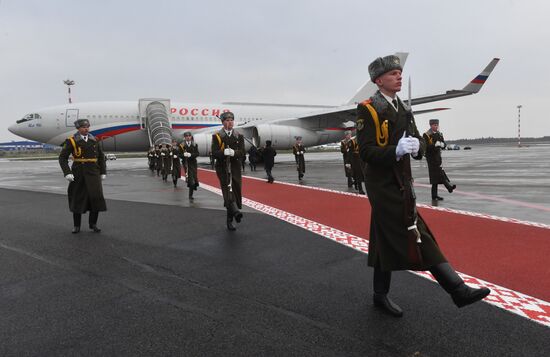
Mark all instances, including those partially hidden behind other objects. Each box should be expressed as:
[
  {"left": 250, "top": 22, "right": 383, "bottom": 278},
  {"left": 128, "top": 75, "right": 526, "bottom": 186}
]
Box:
[{"left": 65, "top": 109, "right": 79, "bottom": 127}]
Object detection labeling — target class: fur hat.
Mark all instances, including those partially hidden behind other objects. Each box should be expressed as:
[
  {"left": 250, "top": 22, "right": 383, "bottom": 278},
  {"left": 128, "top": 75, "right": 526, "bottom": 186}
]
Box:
[
  {"left": 220, "top": 111, "right": 235, "bottom": 122},
  {"left": 368, "top": 55, "right": 402, "bottom": 82},
  {"left": 429, "top": 119, "right": 440, "bottom": 125},
  {"left": 74, "top": 119, "right": 90, "bottom": 128}
]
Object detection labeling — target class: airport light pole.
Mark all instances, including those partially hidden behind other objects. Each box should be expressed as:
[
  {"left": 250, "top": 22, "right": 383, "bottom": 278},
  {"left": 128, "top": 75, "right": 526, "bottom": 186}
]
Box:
[
  {"left": 517, "top": 105, "right": 522, "bottom": 147},
  {"left": 63, "top": 79, "right": 75, "bottom": 104}
]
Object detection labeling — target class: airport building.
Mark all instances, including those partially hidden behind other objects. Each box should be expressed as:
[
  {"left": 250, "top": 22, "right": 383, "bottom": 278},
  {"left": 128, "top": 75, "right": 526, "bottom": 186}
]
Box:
[{"left": 0, "top": 140, "right": 58, "bottom": 151}]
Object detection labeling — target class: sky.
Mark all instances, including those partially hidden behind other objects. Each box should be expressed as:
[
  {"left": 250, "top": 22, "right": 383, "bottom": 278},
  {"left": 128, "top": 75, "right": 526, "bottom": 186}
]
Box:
[{"left": 1, "top": 0, "right": 549, "bottom": 142}]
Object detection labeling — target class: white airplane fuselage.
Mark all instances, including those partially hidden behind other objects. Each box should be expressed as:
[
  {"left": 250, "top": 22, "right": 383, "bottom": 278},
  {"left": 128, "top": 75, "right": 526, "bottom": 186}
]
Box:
[
  {"left": 8, "top": 56, "right": 500, "bottom": 155},
  {"left": 9, "top": 101, "right": 346, "bottom": 155}
]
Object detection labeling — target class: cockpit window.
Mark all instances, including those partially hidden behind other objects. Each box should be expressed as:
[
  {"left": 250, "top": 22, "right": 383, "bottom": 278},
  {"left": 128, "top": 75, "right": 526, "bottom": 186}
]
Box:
[{"left": 16, "top": 113, "right": 41, "bottom": 124}]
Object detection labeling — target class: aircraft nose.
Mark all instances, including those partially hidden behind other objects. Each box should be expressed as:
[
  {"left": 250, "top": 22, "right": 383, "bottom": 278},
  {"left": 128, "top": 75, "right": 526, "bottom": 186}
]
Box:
[{"left": 8, "top": 123, "right": 20, "bottom": 136}]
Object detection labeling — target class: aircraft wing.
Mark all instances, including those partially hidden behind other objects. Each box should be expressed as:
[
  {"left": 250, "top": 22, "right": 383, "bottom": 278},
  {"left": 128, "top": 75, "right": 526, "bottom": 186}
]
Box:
[{"left": 239, "top": 57, "right": 499, "bottom": 130}]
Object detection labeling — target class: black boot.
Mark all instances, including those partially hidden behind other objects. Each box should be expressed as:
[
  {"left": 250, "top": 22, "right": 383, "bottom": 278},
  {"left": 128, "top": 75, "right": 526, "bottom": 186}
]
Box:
[
  {"left": 443, "top": 180, "right": 456, "bottom": 193},
  {"left": 72, "top": 213, "right": 81, "bottom": 233},
  {"left": 89, "top": 212, "right": 101, "bottom": 233},
  {"left": 173, "top": 179, "right": 177, "bottom": 187},
  {"left": 372, "top": 269, "right": 403, "bottom": 317},
  {"left": 347, "top": 176, "right": 353, "bottom": 188},
  {"left": 189, "top": 190, "right": 194, "bottom": 200},
  {"left": 432, "top": 185, "right": 444, "bottom": 200},
  {"left": 226, "top": 211, "right": 236, "bottom": 231},
  {"left": 430, "top": 263, "right": 490, "bottom": 308}
]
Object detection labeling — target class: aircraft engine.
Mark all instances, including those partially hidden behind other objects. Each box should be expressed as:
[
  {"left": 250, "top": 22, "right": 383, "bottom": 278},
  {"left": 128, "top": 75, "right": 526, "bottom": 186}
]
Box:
[
  {"left": 251, "top": 124, "right": 318, "bottom": 149},
  {"left": 192, "top": 133, "right": 212, "bottom": 156}
]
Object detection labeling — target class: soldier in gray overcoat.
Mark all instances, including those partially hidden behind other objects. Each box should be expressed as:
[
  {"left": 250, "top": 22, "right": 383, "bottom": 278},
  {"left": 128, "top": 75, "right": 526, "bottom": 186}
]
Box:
[
  {"left": 59, "top": 119, "right": 106, "bottom": 233},
  {"left": 356, "top": 55, "right": 489, "bottom": 317}
]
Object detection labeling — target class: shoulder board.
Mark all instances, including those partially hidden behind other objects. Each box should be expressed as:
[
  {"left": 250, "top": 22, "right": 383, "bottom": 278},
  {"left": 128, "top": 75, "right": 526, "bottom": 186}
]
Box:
[{"left": 359, "top": 99, "right": 372, "bottom": 107}]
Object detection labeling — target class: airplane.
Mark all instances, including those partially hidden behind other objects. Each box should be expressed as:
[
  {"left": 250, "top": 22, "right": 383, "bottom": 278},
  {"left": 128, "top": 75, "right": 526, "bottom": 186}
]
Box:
[{"left": 8, "top": 54, "right": 499, "bottom": 155}]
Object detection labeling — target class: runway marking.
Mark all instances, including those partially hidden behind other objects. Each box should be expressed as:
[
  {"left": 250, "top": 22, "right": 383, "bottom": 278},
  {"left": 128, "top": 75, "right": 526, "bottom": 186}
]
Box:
[
  {"left": 200, "top": 181, "right": 550, "bottom": 328},
  {"left": 414, "top": 182, "right": 550, "bottom": 213}
]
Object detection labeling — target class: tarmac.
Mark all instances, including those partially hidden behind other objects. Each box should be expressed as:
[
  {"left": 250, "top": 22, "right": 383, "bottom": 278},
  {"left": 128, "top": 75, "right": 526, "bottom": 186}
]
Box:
[{"left": 1, "top": 144, "right": 549, "bottom": 356}]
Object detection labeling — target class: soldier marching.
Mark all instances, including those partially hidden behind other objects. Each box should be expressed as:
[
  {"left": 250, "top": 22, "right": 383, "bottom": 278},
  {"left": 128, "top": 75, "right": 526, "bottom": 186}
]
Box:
[
  {"left": 181, "top": 132, "right": 200, "bottom": 200},
  {"left": 58, "top": 119, "right": 107, "bottom": 234},
  {"left": 356, "top": 54, "right": 489, "bottom": 317},
  {"left": 423, "top": 119, "right": 456, "bottom": 201},
  {"left": 292, "top": 136, "right": 306, "bottom": 181},
  {"left": 211, "top": 112, "right": 245, "bottom": 231}
]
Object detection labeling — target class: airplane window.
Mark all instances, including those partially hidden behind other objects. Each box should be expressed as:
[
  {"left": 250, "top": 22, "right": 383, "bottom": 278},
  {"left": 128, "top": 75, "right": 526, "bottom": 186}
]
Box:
[{"left": 16, "top": 114, "right": 35, "bottom": 124}]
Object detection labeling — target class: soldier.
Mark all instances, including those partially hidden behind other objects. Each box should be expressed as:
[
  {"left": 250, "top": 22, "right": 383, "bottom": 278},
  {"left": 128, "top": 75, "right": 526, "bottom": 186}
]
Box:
[
  {"left": 170, "top": 140, "right": 182, "bottom": 187},
  {"left": 154, "top": 145, "right": 162, "bottom": 176},
  {"left": 356, "top": 54, "right": 489, "bottom": 317},
  {"left": 292, "top": 136, "right": 306, "bottom": 181},
  {"left": 147, "top": 147, "right": 155, "bottom": 172},
  {"left": 211, "top": 112, "right": 245, "bottom": 231},
  {"left": 340, "top": 131, "right": 354, "bottom": 187},
  {"left": 58, "top": 119, "right": 106, "bottom": 233},
  {"left": 347, "top": 135, "right": 366, "bottom": 195},
  {"left": 423, "top": 119, "right": 456, "bottom": 200},
  {"left": 262, "top": 140, "right": 277, "bottom": 183},
  {"left": 248, "top": 145, "right": 258, "bottom": 171},
  {"left": 181, "top": 132, "right": 200, "bottom": 199},
  {"left": 160, "top": 144, "right": 172, "bottom": 182}
]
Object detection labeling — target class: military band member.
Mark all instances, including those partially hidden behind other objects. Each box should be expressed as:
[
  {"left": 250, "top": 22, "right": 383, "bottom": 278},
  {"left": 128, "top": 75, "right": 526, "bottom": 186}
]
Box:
[
  {"left": 160, "top": 144, "right": 172, "bottom": 182},
  {"left": 211, "top": 112, "right": 245, "bottom": 231},
  {"left": 170, "top": 140, "right": 182, "bottom": 187},
  {"left": 292, "top": 136, "right": 306, "bottom": 181},
  {"left": 58, "top": 119, "right": 106, "bottom": 233},
  {"left": 340, "top": 131, "right": 354, "bottom": 187},
  {"left": 182, "top": 132, "right": 200, "bottom": 199},
  {"left": 356, "top": 54, "right": 489, "bottom": 317},
  {"left": 423, "top": 119, "right": 456, "bottom": 200},
  {"left": 347, "top": 136, "right": 366, "bottom": 195}
]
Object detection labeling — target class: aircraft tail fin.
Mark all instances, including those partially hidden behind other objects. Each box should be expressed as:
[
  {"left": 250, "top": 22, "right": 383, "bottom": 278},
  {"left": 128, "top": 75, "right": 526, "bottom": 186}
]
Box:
[
  {"left": 461, "top": 58, "right": 500, "bottom": 93},
  {"left": 346, "top": 52, "right": 408, "bottom": 105}
]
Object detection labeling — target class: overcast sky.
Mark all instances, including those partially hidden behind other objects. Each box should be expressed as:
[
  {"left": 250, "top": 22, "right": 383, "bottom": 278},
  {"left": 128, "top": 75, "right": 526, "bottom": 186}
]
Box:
[{"left": 1, "top": 0, "right": 548, "bottom": 142}]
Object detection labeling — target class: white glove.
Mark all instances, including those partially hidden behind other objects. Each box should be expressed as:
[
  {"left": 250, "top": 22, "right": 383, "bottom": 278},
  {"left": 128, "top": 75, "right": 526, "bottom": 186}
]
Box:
[
  {"left": 229, "top": 148, "right": 235, "bottom": 157},
  {"left": 345, "top": 164, "right": 351, "bottom": 168},
  {"left": 173, "top": 155, "right": 178, "bottom": 159},
  {"left": 395, "top": 132, "right": 414, "bottom": 159},
  {"left": 410, "top": 136, "right": 420, "bottom": 156},
  {"left": 434, "top": 141, "right": 442, "bottom": 148},
  {"left": 101, "top": 174, "right": 106, "bottom": 180},
  {"left": 65, "top": 174, "right": 74, "bottom": 182},
  {"left": 161, "top": 152, "right": 165, "bottom": 156},
  {"left": 184, "top": 152, "right": 191, "bottom": 158},
  {"left": 224, "top": 148, "right": 231, "bottom": 156},
  {"left": 300, "top": 151, "right": 304, "bottom": 155}
]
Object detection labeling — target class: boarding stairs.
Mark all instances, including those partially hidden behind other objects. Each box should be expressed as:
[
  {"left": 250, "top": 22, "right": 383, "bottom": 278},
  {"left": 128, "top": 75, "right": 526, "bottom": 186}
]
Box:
[{"left": 139, "top": 98, "right": 173, "bottom": 148}]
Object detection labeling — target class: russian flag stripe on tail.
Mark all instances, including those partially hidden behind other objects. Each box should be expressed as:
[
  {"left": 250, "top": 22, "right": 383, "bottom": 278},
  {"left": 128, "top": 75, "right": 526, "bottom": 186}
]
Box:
[
  {"left": 462, "top": 58, "right": 500, "bottom": 93},
  {"left": 472, "top": 74, "right": 489, "bottom": 84}
]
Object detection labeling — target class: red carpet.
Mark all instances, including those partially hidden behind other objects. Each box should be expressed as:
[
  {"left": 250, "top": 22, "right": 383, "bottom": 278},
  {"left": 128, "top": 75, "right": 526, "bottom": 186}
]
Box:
[{"left": 199, "top": 169, "right": 550, "bottom": 302}]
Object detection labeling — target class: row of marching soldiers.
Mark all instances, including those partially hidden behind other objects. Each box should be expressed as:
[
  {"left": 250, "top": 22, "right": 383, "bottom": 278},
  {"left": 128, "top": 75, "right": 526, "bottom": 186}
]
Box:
[{"left": 147, "top": 131, "right": 199, "bottom": 199}]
